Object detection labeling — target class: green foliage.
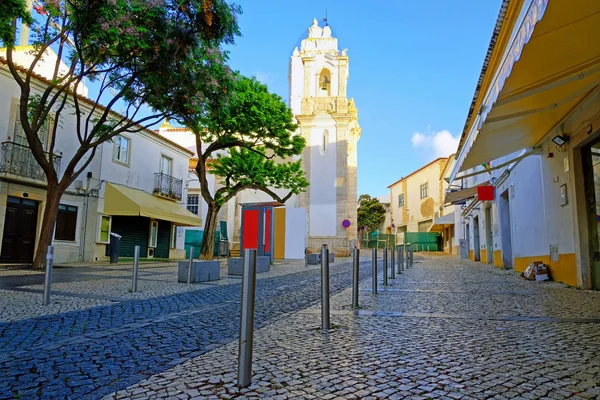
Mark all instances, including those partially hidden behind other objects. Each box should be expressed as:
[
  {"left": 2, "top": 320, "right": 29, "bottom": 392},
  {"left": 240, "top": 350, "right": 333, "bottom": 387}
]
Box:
[
  {"left": 0, "top": 0, "right": 33, "bottom": 47},
  {"left": 357, "top": 194, "right": 387, "bottom": 233},
  {"left": 212, "top": 147, "right": 308, "bottom": 206}
]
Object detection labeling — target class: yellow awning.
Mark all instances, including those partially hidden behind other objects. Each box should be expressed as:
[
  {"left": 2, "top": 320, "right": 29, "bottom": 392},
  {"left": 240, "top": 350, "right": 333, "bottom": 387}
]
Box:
[
  {"left": 104, "top": 183, "right": 203, "bottom": 227},
  {"left": 428, "top": 212, "right": 455, "bottom": 232},
  {"left": 455, "top": 0, "right": 600, "bottom": 174}
]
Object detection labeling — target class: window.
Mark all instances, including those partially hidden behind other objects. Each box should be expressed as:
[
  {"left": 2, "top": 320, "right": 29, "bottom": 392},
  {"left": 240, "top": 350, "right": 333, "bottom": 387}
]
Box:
[
  {"left": 398, "top": 193, "right": 405, "bottom": 207},
  {"left": 55, "top": 204, "right": 78, "bottom": 241},
  {"left": 98, "top": 215, "right": 111, "bottom": 243},
  {"left": 420, "top": 183, "right": 429, "bottom": 199},
  {"left": 149, "top": 220, "right": 158, "bottom": 248},
  {"left": 14, "top": 102, "right": 51, "bottom": 150},
  {"left": 113, "top": 135, "right": 130, "bottom": 164},
  {"left": 160, "top": 155, "right": 172, "bottom": 175},
  {"left": 320, "top": 130, "right": 329, "bottom": 155},
  {"left": 171, "top": 225, "right": 178, "bottom": 249},
  {"left": 187, "top": 194, "right": 199, "bottom": 215}
]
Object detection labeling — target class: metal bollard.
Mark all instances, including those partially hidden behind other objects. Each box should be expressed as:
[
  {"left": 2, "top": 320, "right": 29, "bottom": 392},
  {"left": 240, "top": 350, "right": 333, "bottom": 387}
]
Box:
[
  {"left": 352, "top": 248, "right": 360, "bottom": 309},
  {"left": 321, "top": 245, "right": 330, "bottom": 330},
  {"left": 391, "top": 246, "right": 396, "bottom": 279},
  {"left": 371, "top": 247, "right": 378, "bottom": 294},
  {"left": 132, "top": 245, "right": 140, "bottom": 292},
  {"left": 187, "top": 246, "right": 194, "bottom": 284},
  {"left": 410, "top": 245, "right": 414, "bottom": 267},
  {"left": 398, "top": 245, "right": 404, "bottom": 274},
  {"left": 43, "top": 246, "right": 54, "bottom": 306},
  {"left": 304, "top": 247, "right": 308, "bottom": 268},
  {"left": 238, "top": 249, "right": 257, "bottom": 388},
  {"left": 383, "top": 247, "right": 388, "bottom": 285}
]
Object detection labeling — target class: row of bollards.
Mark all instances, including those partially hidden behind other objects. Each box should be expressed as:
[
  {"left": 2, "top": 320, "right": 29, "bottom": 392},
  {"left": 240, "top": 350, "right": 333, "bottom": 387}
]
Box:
[{"left": 368, "top": 244, "right": 414, "bottom": 294}]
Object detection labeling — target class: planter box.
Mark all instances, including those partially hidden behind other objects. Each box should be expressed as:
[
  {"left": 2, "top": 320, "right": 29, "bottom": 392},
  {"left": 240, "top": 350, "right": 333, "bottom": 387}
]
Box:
[
  {"left": 307, "top": 253, "right": 335, "bottom": 265},
  {"left": 178, "top": 260, "right": 220, "bottom": 283},
  {"left": 228, "top": 256, "right": 271, "bottom": 276}
]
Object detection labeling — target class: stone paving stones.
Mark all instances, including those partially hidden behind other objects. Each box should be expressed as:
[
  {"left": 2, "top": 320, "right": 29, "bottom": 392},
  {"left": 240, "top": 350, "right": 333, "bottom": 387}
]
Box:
[{"left": 106, "top": 255, "right": 600, "bottom": 400}]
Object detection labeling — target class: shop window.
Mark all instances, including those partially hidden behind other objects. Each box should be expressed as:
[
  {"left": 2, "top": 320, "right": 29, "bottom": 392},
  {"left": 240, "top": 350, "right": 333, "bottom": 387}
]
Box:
[
  {"left": 55, "top": 204, "right": 77, "bottom": 241},
  {"left": 149, "top": 220, "right": 158, "bottom": 248},
  {"left": 98, "top": 215, "right": 111, "bottom": 243}
]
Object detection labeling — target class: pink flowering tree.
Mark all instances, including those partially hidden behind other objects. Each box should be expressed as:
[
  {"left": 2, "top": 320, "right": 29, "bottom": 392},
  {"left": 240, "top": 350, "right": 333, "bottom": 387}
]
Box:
[
  {"left": 175, "top": 75, "right": 308, "bottom": 260},
  {"left": 1, "top": 0, "right": 240, "bottom": 267}
]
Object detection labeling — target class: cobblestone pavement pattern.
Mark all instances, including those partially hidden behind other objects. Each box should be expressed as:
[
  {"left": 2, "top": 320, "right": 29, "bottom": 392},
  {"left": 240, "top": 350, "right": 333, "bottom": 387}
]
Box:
[
  {"left": 107, "top": 255, "right": 600, "bottom": 400},
  {"left": 0, "top": 258, "right": 372, "bottom": 399}
]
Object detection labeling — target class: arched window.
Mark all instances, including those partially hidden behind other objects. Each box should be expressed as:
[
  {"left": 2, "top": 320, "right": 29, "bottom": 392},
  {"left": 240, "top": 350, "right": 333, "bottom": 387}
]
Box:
[
  {"left": 321, "top": 129, "right": 329, "bottom": 155},
  {"left": 319, "top": 69, "right": 331, "bottom": 96}
]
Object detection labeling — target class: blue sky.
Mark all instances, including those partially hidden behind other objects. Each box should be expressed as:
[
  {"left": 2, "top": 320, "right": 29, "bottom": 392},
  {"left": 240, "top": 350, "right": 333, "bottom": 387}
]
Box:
[{"left": 226, "top": 0, "right": 502, "bottom": 197}]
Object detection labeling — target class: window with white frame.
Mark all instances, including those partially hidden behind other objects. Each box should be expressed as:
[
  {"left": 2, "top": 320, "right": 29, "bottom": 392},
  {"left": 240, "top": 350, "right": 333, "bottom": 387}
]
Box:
[
  {"left": 398, "top": 193, "right": 405, "bottom": 207},
  {"left": 187, "top": 194, "right": 199, "bottom": 215},
  {"left": 98, "top": 215, "right": 111, "bottom": 243},
  {"left": 13, "top": 100, "right": 51, "bottom": 150},
  {"left": 55, "top": 204, "right": 78, "bottom": 241},
  {"left": 420, "top": 183, "right": 429, "bottom": 199},
  {"left": 149, "top": 220, "right": 158, "bottom": 248},
  {"left": 113, "top": 135, "right": 130, "bottom": 165}
]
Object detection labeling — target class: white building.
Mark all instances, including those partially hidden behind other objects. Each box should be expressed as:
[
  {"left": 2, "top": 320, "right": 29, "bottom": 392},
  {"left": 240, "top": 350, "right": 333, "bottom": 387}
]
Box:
[
  {"left": 0, "top": 50, "right": 200, "bottom": 265},
  {"left": 447, "top": 0, "right": 600, "bottom": 289}
]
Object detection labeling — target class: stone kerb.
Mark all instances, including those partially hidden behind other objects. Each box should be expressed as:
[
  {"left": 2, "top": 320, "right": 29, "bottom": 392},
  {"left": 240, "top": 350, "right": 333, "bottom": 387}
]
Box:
[
  {"left": 177, "top": 260, "right": 220, "bottom": 283},
  {"left": 227, "top": 256, "right": 271, "bottom": 276}
]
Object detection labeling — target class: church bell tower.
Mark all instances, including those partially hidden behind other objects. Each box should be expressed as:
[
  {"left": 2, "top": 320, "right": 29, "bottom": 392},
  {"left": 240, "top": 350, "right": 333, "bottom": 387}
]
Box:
[{"left": 289, "top": 19, "right": 362, "bottom": 255}]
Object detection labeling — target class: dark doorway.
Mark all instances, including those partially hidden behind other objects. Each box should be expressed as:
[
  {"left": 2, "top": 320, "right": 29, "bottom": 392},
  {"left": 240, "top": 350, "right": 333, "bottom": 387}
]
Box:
[
  {"left": 583, "top": 139, "right": 600, "bottom": 290},
  {"left": 1, "top": 196, "right": 39, "bottom": 263},
  {"left": 473, "top": 216, "right": 481, "bottom": 262},
  {"left": 499, "top": 189, "right": 513, "bottom": 268}
]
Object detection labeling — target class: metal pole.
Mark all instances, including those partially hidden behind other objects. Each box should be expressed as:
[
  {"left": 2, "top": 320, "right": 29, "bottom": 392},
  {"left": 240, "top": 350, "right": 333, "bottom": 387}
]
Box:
[
  {"left": 398, "top": 245, "right": 404, "bottom": 274},
  {"left": 238, "top": 249, "right": 257, "bottom": 389},
  {"left": 405, "top": 245, "right": 410, "bottom": 269},
  {"left": 352, "top": 248, "right": 360, "bottom": 309},
  {"left": 132, "top": 245, "right": 140, "bottom": 292},
  {"left": 410, "top": 245, "right": 414, "bottom": 267},
  {"left": 321, "top": 245, "right": 330, "bottom": 330},
  {"left": 187, "top": 246, "right": 194, "bottom": 284},
  {"left": 371, "top": 247, "right": 378, "bottom": 294},
  {"left": 43, "top": 246, "right": 54, "bottom": 306},
  {"left": 383, "top": 246, "right": 388, "bottom": 285},
  {"left": 304, "top": 247, "right": 308, "bottom": 268},
  {"left": 391, "top": 246, "right": 396, "bottom": 279}
]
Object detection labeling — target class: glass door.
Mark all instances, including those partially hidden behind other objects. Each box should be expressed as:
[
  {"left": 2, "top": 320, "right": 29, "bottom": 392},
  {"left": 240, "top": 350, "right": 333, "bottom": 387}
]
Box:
[{"left": 584, "top": 140, "right": 600, "bottom": 289}]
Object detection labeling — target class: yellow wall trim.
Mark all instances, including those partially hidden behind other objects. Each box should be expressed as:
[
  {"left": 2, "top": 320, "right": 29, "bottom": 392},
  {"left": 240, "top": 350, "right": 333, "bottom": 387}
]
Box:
[
  {"left": 469, "top": 250, "right": 474, "bottom": 261},
  {"left": 513, "top": 254, "right": 577, "bottom": 287},
  {"left": 480, "top": 249, "right": 487, "bottom": 264},
  {"left": 273, "top": 208, "right": 286, "bottom": 259},
  {"left": 493, "top": 250, "right": 503, "bottom": 268}
]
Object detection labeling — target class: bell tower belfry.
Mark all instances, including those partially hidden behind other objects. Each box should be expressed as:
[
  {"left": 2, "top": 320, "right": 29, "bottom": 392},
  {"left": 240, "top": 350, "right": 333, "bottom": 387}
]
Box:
[{"left": 290, "top": 19, "right": 361, "bottom": 255}]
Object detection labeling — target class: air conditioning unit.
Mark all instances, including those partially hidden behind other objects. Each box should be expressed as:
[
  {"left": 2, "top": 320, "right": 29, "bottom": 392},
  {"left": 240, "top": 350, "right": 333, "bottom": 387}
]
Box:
[{"left": 147, "top": 248, "right": 154, "bottom": 259}]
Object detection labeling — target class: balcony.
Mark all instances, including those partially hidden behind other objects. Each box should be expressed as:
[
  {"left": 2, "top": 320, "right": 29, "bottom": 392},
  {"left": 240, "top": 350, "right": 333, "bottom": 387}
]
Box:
[
  {"left": 153, "top": 172, "right": 183, "bottom": 201},
  {"left": 0, "top": 141, "right": 61, "bottom": 181}
]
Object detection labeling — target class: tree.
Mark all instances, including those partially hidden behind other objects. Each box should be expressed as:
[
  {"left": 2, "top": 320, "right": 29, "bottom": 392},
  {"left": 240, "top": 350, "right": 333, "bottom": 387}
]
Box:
[
  {"left": 177, "top": 75, "right": 308, "bottom": 260},
  {"left": 357, "top": 194, "right": 386, "bottom": 235},
  {"left": 1, "top": 0, "right": 240, "bottom": 267}
]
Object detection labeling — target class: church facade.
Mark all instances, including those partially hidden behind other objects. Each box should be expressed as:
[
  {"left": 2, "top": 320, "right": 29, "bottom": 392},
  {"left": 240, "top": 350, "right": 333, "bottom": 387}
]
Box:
[{"left": 290, "top": 19, "right": 362, "bottom": 254}]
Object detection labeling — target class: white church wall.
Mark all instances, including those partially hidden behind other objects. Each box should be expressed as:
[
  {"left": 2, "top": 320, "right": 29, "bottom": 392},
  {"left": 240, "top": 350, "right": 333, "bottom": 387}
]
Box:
[{"left": 309, "top": 120, "right": 337, "bottom": 237}]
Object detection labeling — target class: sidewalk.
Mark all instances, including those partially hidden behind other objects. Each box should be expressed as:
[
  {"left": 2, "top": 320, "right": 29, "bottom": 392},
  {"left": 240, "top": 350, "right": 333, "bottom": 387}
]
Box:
[
  {"left": 0, "top": 257, "right": 353, "bottom": 323},
  {"left": 107, "top": 254, "right": 600, "bottom": 400}
]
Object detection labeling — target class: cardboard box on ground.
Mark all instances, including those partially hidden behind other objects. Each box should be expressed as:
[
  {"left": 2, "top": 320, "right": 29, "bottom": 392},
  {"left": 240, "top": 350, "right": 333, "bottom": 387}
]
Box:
[{"left": 522, "top": 261, "right": 550, "bottom": 281}]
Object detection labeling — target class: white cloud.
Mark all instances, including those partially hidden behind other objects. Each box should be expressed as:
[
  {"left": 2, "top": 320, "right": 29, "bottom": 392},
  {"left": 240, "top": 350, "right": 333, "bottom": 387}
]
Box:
[{"left": 411, "top": 129, "right": 459, "bottom": 161}]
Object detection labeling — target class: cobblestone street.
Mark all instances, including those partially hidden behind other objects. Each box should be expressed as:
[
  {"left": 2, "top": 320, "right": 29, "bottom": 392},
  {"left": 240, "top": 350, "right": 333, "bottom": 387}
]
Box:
[
  {"left": 107, "top": 254, "right": 600, "bottom": 400},
  {"left": 1, "top": 254, "right": 600, "bottom": 399}
]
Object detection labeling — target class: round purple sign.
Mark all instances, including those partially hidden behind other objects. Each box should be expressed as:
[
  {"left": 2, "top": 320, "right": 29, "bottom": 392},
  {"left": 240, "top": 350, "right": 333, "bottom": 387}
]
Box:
[{"left": 342, "top": 219, "right": 351, "bottom": 228}]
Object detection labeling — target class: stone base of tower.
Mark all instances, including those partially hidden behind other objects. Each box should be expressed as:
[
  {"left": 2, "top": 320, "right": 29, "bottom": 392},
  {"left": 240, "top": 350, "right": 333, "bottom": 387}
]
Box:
[{"left": 308, "top": 236, "right": 357, "bottom": 257}]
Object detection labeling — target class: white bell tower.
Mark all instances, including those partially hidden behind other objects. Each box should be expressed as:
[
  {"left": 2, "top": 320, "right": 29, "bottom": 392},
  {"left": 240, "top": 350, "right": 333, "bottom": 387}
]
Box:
[{"left": 289, "top": 19, "right": 361, "bottom": 255}]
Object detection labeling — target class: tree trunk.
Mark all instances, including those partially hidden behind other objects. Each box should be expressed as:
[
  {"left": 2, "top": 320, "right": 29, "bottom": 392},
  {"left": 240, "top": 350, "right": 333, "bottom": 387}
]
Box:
[
  {"left": 32, "top": 182, "right": 63, "bottom": 268},
  {"left": 200, "top": 202, "right": 220, "bottom": 260}
]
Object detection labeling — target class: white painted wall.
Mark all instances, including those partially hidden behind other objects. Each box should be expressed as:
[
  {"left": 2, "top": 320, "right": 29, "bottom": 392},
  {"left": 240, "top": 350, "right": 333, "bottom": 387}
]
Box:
[
  {"left": 309, "top": 120, "right": 337, "bottom": 236},
  {"left": 285, "top": 208, "right": 307, "bottom": 259}
]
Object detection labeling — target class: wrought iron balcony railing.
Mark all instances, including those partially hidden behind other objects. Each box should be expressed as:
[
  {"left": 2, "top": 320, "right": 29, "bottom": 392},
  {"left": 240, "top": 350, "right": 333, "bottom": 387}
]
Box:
[
  {"left": 153, "top": 172, "right": 183, "bottom": 201},
  {"left": 0, "top": 141, "right": 61, "bottom": 181}
]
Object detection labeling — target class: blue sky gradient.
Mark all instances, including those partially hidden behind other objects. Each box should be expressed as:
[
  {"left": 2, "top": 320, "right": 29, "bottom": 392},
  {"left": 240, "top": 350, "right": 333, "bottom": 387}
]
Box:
[{"left": 225, "top": 0, "right": 502, "bottom": 197}]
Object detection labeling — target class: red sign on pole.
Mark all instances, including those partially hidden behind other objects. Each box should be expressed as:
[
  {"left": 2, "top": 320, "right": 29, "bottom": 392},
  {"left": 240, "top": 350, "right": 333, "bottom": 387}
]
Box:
[{"left": 477, "top": 185, "right": 495, "bottom": 201}]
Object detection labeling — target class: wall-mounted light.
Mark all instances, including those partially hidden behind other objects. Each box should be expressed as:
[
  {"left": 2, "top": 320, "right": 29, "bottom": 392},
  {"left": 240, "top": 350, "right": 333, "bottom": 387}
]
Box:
[{"left": 552, "top": 134, "right": 569, "bottom": 147}]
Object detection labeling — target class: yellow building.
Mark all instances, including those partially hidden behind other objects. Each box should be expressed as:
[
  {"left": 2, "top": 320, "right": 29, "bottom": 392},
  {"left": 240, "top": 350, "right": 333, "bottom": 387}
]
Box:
[
  {"left": 448, "top": 0, "right": 600, "bottom": 289},
  {"left": 388, "top": 156, "right": 460, "bottom": 253}
]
